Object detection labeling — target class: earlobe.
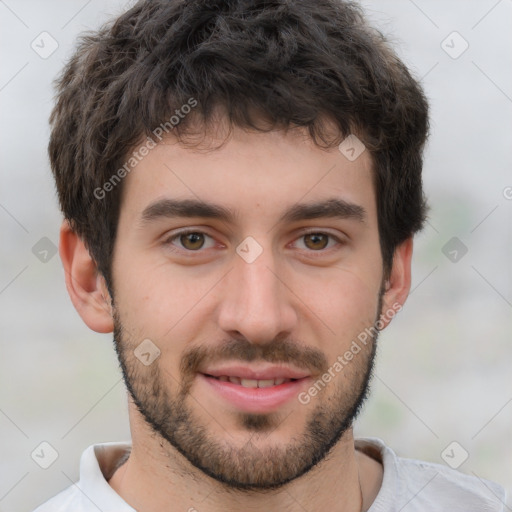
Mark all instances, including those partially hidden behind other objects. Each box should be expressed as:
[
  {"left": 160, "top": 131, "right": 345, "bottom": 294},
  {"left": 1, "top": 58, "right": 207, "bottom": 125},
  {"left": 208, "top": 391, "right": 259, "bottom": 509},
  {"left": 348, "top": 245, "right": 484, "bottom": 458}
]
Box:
[
  {"left": 379, "top": 238, "right": 413, "bottom": 330},
  {"left": 59, "top": 221, "right": 114, "bottom": 333}
]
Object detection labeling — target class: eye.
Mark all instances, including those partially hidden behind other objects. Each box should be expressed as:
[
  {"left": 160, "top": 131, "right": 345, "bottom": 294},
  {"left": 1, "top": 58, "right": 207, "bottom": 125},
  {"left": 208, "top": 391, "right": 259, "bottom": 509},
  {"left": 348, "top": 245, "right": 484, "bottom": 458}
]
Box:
[
  {"left": 164, "top": 230, "right": 217, "bottom": 252},
  {"left": 292, "top": 231, "right": 343, "bottom": 252}
]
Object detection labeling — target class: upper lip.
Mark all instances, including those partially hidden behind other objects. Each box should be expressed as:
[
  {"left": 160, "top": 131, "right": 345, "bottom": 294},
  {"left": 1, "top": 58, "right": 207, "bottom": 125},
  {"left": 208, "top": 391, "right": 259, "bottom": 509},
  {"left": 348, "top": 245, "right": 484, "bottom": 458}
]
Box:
[{"left": 200, "top": 364, "right": 310, "bottom": 381}]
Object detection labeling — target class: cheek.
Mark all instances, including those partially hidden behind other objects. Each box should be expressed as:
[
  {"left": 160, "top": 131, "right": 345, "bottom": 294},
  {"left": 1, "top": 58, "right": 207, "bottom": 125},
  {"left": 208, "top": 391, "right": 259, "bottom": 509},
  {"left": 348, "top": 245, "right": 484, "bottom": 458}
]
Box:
[
  {"left": 293, "top": 267, "right": 381, "bottom": 362},
  {"left": 297, "top": 265, "right": 381, "bottom": 319},
  {"left": 113, "top": 259, "right": 217, "bottom": 348}
]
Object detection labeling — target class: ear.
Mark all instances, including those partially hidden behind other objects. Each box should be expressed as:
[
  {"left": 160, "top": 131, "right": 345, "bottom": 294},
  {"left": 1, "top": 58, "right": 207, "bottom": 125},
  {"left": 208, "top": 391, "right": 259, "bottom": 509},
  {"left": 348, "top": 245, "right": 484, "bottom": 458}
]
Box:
[
  {"left": 378, "top": 238, "right": 413, "bottom": 330},
  {"left": 59, "top": 220, "right": 114, "bottom": 333}
]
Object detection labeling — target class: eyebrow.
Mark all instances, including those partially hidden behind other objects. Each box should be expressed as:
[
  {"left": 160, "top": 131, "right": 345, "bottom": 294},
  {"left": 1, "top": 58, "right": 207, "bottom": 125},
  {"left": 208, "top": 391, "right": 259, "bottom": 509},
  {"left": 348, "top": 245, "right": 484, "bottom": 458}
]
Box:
[{"left": 139, "top": 197, "right": 366, "bottom": 226}]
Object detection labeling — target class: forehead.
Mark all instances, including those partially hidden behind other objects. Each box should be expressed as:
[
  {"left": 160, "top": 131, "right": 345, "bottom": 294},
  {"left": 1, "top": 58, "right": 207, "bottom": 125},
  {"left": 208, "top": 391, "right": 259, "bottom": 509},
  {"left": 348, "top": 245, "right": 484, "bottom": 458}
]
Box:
[{"left": 118, "top": 126, "right": 376, "bottom": 225}]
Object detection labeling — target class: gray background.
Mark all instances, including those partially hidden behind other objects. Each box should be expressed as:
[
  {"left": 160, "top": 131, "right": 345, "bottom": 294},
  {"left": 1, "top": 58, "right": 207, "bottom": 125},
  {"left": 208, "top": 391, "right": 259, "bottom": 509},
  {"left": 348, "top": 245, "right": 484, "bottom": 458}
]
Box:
[{"left": 0, "top": 0, "right": 511, "bottom": 510}]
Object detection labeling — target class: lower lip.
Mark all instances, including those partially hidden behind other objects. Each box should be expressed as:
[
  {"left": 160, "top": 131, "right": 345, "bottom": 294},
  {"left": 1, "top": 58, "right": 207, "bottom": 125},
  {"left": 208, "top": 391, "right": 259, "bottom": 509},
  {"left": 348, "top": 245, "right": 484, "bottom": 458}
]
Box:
[{"left": 198, "top": 374, "right": 310, "bottom": 414}]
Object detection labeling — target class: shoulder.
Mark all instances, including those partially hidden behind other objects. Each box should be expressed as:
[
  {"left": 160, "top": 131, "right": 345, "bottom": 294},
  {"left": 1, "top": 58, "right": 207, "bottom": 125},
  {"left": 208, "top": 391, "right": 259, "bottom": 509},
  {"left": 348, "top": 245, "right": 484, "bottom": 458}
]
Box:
[
  {"left": 356, "top": 438, "right": 507, "bottom": 511},
  {"left": 31, "top": 442, "right": 133, "bottom": 512},
  {"left": 32, "top": 486, "right": 83, "bottom": 512},
  {"left": 394, "top": 456, "right": 506, "bottom": 510}
]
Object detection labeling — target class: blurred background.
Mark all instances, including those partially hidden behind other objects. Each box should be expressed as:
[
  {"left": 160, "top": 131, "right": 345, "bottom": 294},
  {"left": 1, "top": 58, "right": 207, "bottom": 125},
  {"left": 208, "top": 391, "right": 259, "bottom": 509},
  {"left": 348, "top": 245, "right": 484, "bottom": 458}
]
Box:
[{"left": 0, "top": 0, "right": 511, "bottom": 510}]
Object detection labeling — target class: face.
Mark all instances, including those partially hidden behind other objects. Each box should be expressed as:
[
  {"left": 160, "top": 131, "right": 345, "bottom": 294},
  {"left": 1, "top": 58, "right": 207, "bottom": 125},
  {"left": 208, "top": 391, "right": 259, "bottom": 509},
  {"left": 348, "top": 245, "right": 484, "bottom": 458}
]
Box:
[{"left": 110, "top": 125, "right": 387, "bottom": 490}]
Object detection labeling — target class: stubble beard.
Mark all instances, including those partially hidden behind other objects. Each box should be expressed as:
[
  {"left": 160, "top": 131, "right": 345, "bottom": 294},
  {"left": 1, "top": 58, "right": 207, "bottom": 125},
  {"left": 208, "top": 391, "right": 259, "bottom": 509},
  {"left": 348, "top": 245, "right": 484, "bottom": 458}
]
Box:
[{"left": 113, "top": 300, "right": 381, "bottom": 492}]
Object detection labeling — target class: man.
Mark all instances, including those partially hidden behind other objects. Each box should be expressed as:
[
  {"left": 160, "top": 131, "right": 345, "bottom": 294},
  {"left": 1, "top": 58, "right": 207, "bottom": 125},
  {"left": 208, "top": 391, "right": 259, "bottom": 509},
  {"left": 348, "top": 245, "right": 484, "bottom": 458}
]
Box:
[{"left": 35, "top": 0, "right": 506, "bottom": 510}]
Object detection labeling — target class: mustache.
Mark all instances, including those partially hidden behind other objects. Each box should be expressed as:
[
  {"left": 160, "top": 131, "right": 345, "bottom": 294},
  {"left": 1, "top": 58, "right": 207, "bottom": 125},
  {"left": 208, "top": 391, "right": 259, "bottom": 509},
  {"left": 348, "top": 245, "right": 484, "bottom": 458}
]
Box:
[{"left": 180, "top": 337, "right": 329, "bottom": 378}]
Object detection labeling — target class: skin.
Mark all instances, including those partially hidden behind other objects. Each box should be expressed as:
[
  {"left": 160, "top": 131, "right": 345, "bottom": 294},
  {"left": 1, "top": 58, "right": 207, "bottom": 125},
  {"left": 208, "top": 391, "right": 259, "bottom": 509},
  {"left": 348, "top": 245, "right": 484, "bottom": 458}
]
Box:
[{"left": 60, "top": 122, "right": 412, "bottom": 512}]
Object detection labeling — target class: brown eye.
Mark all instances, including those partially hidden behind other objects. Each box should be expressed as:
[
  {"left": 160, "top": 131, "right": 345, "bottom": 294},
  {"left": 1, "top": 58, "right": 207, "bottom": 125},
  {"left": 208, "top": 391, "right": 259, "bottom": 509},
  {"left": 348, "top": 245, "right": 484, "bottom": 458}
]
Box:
[
  {"left": 303, "top": 233, "right": 330, "bottom": 250},
  {"left": 180, "top": 232, "right": 205, "bottom": 250},
  {"left": 164, "top": 230, "right": 217, "bottom": 254}
]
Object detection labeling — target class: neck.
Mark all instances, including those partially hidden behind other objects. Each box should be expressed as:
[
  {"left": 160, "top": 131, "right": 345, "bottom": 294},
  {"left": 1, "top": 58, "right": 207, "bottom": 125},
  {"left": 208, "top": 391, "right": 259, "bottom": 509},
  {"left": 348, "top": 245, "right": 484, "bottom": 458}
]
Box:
[{"left": 109, "top": 414, "right": 381, "bottom": 512}]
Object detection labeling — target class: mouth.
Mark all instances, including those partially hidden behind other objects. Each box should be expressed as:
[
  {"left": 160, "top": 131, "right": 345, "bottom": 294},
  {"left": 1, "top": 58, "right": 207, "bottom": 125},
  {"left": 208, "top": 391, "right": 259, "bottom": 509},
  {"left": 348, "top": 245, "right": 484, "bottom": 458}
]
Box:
[
  {"left": 197, "top": 365, "right": 311, "bottom": 414},
  {"left": 204, "top": 375, "right": 299, "bottom": 388}
]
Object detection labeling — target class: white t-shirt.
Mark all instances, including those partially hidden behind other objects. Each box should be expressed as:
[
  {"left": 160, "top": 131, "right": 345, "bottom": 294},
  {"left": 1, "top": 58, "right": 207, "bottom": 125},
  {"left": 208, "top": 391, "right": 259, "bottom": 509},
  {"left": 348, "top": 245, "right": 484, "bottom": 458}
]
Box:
[{"left": 33, "top": 438, "right": 506, "bottom": 511}]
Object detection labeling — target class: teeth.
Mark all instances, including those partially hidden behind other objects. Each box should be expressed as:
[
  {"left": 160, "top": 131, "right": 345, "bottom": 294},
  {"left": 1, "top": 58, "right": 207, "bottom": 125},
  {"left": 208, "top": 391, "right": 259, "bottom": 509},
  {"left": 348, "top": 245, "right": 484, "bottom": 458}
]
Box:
[
  {"left": 257, "top": 379, "right": 275, "bottom": 388},
  {"left": 240, "top": 378, "right": 258, "bottom": 388},
  {"left": 217, "top": 376, "right": 293, "bottom": 387}
]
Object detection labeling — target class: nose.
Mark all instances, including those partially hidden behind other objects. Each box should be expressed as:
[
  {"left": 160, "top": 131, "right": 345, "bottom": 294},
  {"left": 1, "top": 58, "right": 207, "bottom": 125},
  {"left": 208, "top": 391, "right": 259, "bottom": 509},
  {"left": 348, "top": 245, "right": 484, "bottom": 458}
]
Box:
[{"left": 216, "top": 245, "right": 298, "bottom": 344}]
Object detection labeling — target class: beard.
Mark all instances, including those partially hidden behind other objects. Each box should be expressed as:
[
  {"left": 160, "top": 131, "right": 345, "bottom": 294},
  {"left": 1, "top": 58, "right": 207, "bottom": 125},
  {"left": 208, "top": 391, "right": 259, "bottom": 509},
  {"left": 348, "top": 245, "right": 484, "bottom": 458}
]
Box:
[{"left": 112, "top": 295, "right": 382, "bottom": 492}]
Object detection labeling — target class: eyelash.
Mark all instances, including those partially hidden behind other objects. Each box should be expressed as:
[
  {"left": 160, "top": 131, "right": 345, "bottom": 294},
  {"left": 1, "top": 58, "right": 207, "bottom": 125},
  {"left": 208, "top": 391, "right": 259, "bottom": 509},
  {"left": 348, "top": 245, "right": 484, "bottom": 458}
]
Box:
[{"left": 163, "top": 228, "right": 345, "bottom": 256}]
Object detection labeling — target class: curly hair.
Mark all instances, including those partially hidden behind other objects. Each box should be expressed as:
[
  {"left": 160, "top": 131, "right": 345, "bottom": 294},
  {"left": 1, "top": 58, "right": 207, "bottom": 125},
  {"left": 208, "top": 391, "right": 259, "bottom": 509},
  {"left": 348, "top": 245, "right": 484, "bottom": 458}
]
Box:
[{"left": 49, "top": 0, "right": 429, "bottom": 288}]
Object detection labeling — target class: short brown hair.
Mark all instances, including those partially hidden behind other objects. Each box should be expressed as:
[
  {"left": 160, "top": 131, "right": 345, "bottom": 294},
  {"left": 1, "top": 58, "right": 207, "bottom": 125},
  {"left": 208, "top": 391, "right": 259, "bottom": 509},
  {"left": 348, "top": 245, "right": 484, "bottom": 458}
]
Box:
[{"left": 49, "top": 0, "right": 429, "bottom": 288}]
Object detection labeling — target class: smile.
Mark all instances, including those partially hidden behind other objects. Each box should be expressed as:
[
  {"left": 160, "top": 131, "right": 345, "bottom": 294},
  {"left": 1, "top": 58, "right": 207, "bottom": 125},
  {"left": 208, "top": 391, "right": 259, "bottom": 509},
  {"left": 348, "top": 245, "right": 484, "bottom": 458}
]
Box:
[
  {"left": 198, "top": 372, "right": 310, "bottom": 414},
  {"left": 206, "top": 375, "right": 297, "bottom": 388}
]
